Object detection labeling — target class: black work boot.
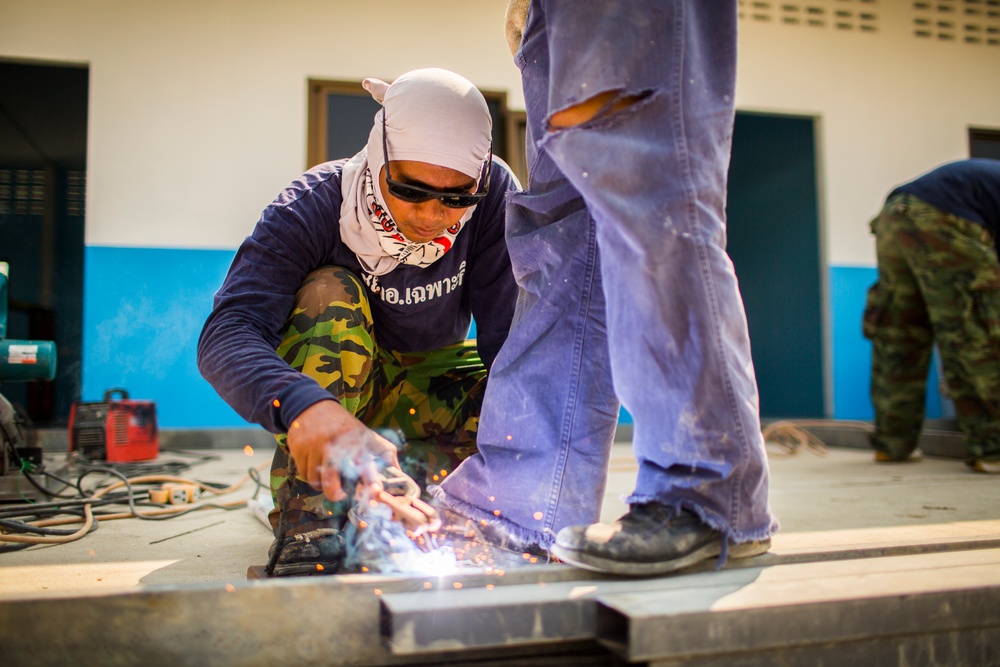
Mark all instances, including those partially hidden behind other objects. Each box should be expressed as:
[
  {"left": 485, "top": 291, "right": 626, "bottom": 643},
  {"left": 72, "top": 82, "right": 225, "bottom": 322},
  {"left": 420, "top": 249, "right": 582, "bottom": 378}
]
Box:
[
  {"left": 266, "top": 527, "right": 346, "bottom": 577},
  {"left": 550, "top": 503, "right": 770, "bottom": 577}
]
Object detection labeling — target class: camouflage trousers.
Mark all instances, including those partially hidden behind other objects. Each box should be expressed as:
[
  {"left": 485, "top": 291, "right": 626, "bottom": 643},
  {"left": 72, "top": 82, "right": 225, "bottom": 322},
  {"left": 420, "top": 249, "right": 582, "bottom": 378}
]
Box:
[
  {"left": 863, "top": 194, "right": 1000, "bottom": 462},
  {"left": 269, "top": 266, "right": 486, "bottom": 535}
]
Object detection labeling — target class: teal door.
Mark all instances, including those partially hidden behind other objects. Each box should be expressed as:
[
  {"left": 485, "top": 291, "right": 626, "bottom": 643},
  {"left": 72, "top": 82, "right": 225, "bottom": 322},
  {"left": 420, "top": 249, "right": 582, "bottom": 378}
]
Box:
[{"left": 726, "top": 112, "right": 825, "bottom": 418}]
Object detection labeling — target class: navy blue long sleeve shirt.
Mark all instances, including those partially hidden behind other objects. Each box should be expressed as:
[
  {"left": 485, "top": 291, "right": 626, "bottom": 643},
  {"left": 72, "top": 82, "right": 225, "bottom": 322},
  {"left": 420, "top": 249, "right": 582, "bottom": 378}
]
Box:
[
  {"left": 198, "top": 158, "right": 519, "bottom": 434},
  {"left": 890, "top": 158, "right": 1000, "bottom": 239}
]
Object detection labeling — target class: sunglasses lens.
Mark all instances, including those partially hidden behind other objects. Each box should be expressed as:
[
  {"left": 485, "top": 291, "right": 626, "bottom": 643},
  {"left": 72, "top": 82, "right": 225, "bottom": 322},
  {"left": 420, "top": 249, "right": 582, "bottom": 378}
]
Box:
[
  {"left": 439, "top": 194, "right": 479, "bottom": 208},
  {"left": 387, "top": 181, "right": 482, "bottom": 208},
  {"left": 387, "top": 182, "right": 432, "bottom": 203}
]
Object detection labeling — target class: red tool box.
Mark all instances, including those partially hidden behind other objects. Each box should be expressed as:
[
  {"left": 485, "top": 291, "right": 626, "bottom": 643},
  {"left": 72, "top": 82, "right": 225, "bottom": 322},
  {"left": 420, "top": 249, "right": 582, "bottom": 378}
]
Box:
[{"left": 69, "top": 388, "right": 159, "bottom": 462}]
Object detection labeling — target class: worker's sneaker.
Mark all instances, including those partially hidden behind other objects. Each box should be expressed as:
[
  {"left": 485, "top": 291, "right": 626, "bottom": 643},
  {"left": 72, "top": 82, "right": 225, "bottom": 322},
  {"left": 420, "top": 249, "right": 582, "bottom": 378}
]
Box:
[
  {"left": 968, "top": 458, "right": 1000, "bottom": 474},
  {"left": 874, "top": 448, "right": 923, "bottom": 463},
  {"left": 265, "top": 527, "right": 346, "bottom": 577},
  {"left": 550, "top": 503, "right": 770, "bottom": 577}
]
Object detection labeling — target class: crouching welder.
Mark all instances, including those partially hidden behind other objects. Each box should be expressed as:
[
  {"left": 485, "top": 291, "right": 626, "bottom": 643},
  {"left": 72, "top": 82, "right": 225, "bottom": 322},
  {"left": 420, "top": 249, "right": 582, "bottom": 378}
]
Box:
[{"left": 198, "top": 68, "right": 519, "bottom": 576}]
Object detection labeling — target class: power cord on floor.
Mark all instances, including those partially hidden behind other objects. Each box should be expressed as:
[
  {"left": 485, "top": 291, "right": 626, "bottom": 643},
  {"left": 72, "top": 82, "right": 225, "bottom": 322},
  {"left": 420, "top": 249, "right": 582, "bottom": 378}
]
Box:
[
  {"left": 0, "top": 451, "right": 269, "bottom": 551},
  {"left": 762, "top": 419, "right": 874, "bottom": 457}
]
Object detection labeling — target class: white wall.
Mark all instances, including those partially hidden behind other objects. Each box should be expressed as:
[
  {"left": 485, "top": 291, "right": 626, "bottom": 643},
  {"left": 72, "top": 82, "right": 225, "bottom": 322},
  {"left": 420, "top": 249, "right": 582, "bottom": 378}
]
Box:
[
  {"left": 736, "top": 1, "right": 1000, "bottom": 266},
  {"left": 0, "top": 0, "right": 522, "bottom": 249},
  {"left": 2, "top": 0, "right": 999, "bottom": 263}
]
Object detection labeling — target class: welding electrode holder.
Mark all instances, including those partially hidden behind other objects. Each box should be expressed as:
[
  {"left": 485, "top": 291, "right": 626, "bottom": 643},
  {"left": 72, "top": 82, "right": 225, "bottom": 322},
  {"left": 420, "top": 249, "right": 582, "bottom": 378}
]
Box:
[
  {"left": 343, "top": 428, "right": 440, "bottom": 534},
  {"left": 264, "top": 427, "right": 431, "bottom": 575},
  {"left": 347, "top": 464, "right": 441, "bottom": 534}
]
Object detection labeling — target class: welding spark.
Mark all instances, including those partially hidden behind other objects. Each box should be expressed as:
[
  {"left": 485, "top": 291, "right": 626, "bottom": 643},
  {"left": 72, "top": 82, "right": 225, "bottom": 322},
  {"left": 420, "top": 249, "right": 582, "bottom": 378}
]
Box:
[
  {"left": 244, "top": 445, "right": 254, "bottom": 456},
  {"left": 329, "top": 432, "right": 545, "bottom": 577}
]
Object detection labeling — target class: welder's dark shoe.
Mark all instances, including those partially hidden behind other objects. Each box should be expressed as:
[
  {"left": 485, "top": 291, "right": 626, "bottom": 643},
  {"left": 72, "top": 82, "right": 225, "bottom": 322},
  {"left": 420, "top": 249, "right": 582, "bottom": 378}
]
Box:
[
  {"left": 874, "top": 449, "right": 923, "bottom": 464},
  {"left": 550, "top": 503, "right": 770, "bottom": 577},
  {"left": 968, "top": 458, "right": 1000, "bottom": 474},
  {"left": 265, "top": 528, "right": 346, "bottom": 577}
]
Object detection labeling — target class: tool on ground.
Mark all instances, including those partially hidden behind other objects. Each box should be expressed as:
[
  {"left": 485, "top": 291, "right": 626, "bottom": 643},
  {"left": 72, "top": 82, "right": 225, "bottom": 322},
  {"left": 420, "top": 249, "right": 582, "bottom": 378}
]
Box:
[
  {"left": 69, "top": 388, "right": 159, "bottom": 462},
  {"left": 349, "top": 464, "right": 440, "bottom": 534},
  {"left": 0, "top": 262, "right": 60, "bottom": 501},
  {"left": 260, "top": 427, "right": 436, "bottom": 577}
]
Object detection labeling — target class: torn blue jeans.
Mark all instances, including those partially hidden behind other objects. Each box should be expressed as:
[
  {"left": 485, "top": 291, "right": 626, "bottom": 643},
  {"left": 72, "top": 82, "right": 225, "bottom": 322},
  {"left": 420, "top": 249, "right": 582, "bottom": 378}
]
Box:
[{"left": 435, "top": 0, "right": 777, "bottom": 549}]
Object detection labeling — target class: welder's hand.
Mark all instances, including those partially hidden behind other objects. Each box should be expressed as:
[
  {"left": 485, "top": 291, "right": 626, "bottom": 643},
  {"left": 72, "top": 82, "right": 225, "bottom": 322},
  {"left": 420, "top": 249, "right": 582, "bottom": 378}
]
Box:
[{"left": 285, "top": 400, "right": 399, "bottom": 502}]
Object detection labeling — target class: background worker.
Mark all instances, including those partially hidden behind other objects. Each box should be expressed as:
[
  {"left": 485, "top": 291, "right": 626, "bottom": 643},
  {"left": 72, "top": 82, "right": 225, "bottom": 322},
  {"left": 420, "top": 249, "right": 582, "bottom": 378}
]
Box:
[
  {"left": 198, "top": 68, "right": 519, "bottom": 575},
  {"left": 433, "top": 0, "right": 777, "bottom": 576},
  {"left": 863, "top": 158, "right": 1000, "bottom": 474}
]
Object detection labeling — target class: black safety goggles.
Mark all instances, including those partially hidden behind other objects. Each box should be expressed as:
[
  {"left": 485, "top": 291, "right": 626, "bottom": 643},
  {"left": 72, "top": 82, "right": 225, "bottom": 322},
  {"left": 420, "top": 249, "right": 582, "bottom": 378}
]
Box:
[{"left": 381, "top": 111, "right": 491, "bottom": 209}]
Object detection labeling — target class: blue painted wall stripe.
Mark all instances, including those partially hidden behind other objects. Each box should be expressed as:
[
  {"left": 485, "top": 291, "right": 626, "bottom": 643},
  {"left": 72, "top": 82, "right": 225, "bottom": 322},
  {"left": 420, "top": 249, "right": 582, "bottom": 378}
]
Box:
[
  {"left": 82, "top": 248, "right": 945, "bottom": 429},
  {"left": 828, "top": 264, "right": 946, "bottom": 421},
  {"left": 83, "top": 246, "right": 248, "bottom": 428}
]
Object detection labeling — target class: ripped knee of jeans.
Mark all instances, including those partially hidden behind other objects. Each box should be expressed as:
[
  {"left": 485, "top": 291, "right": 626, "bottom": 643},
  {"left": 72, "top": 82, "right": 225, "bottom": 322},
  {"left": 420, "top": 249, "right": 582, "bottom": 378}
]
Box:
[{"left": 547, "top": 89, "right": 652, "bottom": 131}]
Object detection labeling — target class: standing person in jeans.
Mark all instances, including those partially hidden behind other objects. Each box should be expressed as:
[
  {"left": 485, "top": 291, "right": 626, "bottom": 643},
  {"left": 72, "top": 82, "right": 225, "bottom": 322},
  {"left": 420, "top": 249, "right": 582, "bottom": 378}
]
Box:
[
  {"left": 863, "top": 158, "right": 1000, "bottom": 474},
  {"left": 198, "top": 68, "right": 520, "bottom": 576},
  {"left": 433, "top": 1, "right": 777, "bottom": 576}
]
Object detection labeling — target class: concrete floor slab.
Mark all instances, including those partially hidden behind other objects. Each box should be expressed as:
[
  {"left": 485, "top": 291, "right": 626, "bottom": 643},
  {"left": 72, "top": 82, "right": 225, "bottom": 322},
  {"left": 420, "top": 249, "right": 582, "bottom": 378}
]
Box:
[
  {"left": 2, "top": 441, "right": 998, "bottom": 597},
  {"left": 1, "top": 435, "right": 999, "bottom": 665}
]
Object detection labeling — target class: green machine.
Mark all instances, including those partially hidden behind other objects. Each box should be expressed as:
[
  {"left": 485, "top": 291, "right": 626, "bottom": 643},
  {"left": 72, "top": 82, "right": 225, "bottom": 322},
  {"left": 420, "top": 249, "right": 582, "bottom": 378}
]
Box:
[{"left": 1, "top": 261, "right": 60, "bottom": 500}]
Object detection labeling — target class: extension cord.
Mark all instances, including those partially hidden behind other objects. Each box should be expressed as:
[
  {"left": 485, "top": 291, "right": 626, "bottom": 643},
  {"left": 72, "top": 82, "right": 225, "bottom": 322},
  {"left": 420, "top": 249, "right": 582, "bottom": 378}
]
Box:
[
  {"left": 149, "top": 483, "right": 199, "bottom": 505},
  {"left": 246, "top": 492, "right": 274, "bottom": 530}
]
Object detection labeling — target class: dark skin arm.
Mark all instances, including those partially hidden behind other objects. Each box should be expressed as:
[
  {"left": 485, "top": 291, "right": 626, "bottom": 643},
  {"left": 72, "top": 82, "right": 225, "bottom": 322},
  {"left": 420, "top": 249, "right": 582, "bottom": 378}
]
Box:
[{"left": 286, "top": 400, "right": 400, "bottom": 502}]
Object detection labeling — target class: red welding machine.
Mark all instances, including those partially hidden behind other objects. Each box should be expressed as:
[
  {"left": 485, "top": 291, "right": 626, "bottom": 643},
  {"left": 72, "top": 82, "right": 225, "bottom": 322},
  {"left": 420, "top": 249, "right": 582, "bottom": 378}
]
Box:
[{"left": 69, "top": 388, "right": 159, "bottom": 462}]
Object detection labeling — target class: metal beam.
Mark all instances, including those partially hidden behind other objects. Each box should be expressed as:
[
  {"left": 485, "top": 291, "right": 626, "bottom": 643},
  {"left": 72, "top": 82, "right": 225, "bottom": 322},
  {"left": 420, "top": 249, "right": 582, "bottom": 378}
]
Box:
[{"left": 596, "top": 549, "right": 1000, "bottom": 663}]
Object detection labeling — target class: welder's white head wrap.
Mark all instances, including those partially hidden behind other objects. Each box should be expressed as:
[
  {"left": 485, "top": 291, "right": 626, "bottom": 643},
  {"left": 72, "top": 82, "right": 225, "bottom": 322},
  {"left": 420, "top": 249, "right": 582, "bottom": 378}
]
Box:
[
  {"left": 340, "top": 68, "right": 493, "bottom": 276},
  {"left": 366, "top": 68, "right": 492, "bottom": 182}
]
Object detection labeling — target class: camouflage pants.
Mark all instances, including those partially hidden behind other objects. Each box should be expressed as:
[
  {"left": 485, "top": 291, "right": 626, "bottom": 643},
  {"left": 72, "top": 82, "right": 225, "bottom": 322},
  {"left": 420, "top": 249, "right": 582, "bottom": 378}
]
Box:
[
  {"left": 863, "top": 194, "right": 1000, "bottom": 462},
  {"left": 269, "top": 266, "right": 486, "bottom": 535}
]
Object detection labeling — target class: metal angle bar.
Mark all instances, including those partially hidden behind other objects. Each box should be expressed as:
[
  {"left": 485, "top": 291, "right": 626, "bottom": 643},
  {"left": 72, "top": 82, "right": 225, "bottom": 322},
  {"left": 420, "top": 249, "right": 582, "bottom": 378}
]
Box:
[
  {"left": 596, "top": 549, "right": 1000, "bottom": 662},
  {"left": 379, "top": 566, "right": 774, "bottom": 655},
  {"left": 380, "top": 580, "right": 604, "bottom": 655},
  {"left": 0, "top": 564, "right": 599, "bottom": 667}
]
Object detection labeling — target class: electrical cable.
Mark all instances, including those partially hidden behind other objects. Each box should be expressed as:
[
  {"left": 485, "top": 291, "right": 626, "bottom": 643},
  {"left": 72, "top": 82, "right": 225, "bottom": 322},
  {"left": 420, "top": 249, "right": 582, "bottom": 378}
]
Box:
[
  {"left": 0, "top": 459, "right": 270, "bottom": 547},
  {"left": 762, "top": 419, "right": 875, "bottom": 457}
]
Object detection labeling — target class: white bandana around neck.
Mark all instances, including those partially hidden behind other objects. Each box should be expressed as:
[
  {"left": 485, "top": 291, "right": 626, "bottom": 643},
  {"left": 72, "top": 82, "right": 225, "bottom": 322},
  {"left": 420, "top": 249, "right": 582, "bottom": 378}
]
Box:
[
  {"left": 338, "top": 69, "right": 492, "bottom": 277},
  {"left": 362, "top": 168, "right": 468, "bottom": 269}
]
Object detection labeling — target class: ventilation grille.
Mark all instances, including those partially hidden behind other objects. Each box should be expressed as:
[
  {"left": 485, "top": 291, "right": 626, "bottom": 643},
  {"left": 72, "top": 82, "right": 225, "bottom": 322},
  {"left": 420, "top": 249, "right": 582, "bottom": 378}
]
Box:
[
  {"left": 739, "top": 0, "right": 881, "bottom": 32},
  {"left": 0, "top": 169, "right": 46, "bottom": 216},
  {"left": 0, "top": 169, "right": 87, "bottom": 217},
  {"left": 913, "top": 0, "right": 1000, "bottom": 45}
]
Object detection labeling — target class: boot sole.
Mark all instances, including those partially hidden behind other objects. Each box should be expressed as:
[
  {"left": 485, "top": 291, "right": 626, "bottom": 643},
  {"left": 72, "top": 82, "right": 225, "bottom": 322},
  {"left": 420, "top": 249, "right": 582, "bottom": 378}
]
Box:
[
  {"left": 550, "top": 538, "right": 771, "bottom": 577},
  {"left": 268, "top": 562, "right": 340, "bottom": 577}
]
